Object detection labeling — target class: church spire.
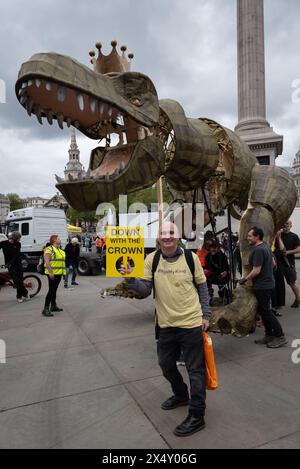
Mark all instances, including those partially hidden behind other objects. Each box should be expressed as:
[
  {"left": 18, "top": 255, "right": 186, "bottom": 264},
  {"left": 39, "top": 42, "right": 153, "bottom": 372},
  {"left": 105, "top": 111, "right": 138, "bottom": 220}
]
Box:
[{"left": 64, "top": 128, "right": 86, "bottom": 180}]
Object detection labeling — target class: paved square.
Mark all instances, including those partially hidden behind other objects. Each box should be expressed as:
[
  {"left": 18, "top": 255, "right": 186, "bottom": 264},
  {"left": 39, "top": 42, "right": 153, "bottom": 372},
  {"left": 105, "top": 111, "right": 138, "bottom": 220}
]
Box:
[{"left": 0, "top": 264, "right": 300, "bottom": 449}]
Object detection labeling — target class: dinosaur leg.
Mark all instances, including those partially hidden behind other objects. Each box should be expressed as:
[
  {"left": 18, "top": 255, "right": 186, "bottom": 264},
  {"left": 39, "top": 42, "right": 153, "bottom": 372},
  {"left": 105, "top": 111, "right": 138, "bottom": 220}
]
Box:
[{"left": 210, "top": 165, "right": 296, "bottom": 336}]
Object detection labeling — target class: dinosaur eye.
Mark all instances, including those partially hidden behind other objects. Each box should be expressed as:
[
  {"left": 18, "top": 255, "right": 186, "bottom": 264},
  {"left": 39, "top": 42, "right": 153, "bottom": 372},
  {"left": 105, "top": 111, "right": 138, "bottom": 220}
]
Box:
[{"left": 129, "top": 96, "right": 144, "bottom": 106}]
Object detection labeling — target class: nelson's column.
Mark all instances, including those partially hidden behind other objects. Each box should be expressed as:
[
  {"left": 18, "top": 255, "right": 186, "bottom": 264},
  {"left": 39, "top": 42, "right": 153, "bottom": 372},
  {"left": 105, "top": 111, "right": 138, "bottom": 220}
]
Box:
[{"left": 235, "top": 0, "right": 283, "bottom": 166}]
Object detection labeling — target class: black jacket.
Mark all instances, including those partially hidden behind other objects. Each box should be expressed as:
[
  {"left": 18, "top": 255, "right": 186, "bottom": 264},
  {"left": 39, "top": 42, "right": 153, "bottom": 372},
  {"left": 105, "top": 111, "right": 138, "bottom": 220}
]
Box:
[
  {"left": 0, "top": 240, "right": 22, "bottom": 269},
  {"left": 64, "top": 243, "right": 80, "bottom": 267},
  {"left": 205, "top": 251, "right": 229, "bottom": 277}
]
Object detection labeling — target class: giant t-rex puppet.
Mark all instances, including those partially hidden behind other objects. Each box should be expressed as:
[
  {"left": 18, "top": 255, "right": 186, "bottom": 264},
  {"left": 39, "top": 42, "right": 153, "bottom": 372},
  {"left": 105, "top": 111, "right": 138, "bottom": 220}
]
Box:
[{"left": 15, "top": 41, "right": 297, "bottom": 336}]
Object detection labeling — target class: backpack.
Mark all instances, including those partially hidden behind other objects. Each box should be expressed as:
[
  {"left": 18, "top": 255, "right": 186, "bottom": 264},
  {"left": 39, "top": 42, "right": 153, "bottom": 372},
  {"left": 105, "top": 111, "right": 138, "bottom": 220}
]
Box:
[
  {"left": 151, "top": 249, "right": 197, "bottom": 339},
  {"left": 37, "top": 246, "right": 54, "bottom": 275}
]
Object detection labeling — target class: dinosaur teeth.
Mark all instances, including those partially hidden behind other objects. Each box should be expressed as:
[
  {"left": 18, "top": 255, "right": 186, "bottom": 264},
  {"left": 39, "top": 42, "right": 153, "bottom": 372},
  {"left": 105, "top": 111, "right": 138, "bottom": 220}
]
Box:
[
  {"left": 99, "top": 102, "right": 105, "bottom": 116},
  {"left": 77, "top": 94, "right": 84, "bottom": 111},
  {"left": 66, "top": 117, "right": 72, "bottom": 127},
  {"left": 18, "top": 88, "right": 25, "bottom": 96},
  {"left": 120, "top": 162, "right": 125, "bottom": 171},
  {"left": 26, "top": 99, "right": 34, "bottom": 116},
  {"left": 57, "top": 113, "right": 64, "bottom": 129},
  {"left": 27, "top": 79, "right": 33, "bottom": 87},
  {"left": 108, "top": 106, "right": 113, "bottom": 117},
  {"left": 145, "top": 127, "right": 153, "bottom": 137},
  {"left": 55, "top": 174, "right": 64, "bottom": 184},
  {"left": 35, "top": 79, "right": 41, "bottom": 88},
  {"left": 105, "top": 172, "right": 110, "bottom": 181},
  {"left": 89, "top": 98, "right": 96, "bottom": 112},
  {"left": 116, "top": 115, "right": 124, "bottom": 126},
  {"left": 118, "top": 133, "right": 124, "bottom": 145},
  {"left": 46, "top": 81, "right": 52, "bottom": 91},
  {"left": 57, "top": 86, "right": 66, "bottom": 102},
  {"left": 20, "top": 94, "right": 27, "bottom": 105},
  {"left": 22, "top": 82, "right": 28, "bottom": 89},
  {"left": 46, "top": 110, "right": 53, "bottom": 125},
  {"left": 35, "top": 105, "right": 43, "bottom": 125},
  {"left": 137, "top": 126, "right": 146, "bottom": 141}
]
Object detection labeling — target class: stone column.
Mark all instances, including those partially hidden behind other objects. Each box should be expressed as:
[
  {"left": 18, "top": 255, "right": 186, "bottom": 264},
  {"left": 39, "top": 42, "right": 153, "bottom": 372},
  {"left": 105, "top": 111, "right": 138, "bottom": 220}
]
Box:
[
  {"left": 236, "top": 0, "right": 268, "bottom": 130},
  {"left": 235, "top": 0, "right": 283, "bottom": 164}
]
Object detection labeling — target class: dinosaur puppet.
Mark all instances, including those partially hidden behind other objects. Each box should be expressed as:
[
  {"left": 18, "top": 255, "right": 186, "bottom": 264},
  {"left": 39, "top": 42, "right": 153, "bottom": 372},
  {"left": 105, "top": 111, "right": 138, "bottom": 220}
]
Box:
[{"left": 15, "top": 41, "right": 297, "bottom": 336}]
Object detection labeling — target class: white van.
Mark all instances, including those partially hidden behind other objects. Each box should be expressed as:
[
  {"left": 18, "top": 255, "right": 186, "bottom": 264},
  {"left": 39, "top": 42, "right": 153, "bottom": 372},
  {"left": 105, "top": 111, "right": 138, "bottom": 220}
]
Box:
[
  {"left": 6, "top": 208, "right": 68, "bottom": 254},
  {"left": 5, "top": 208, "right": 102, "bottom": 274},
  {"left": 5, "top": 208, "right": 68, "bottom": 269}
]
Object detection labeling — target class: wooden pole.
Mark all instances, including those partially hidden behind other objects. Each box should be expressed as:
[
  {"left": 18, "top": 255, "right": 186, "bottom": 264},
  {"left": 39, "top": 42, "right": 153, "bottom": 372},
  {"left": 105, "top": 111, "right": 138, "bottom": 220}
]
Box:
[{"left": 156, "top": 177, "right": 164, "bottom": 232}]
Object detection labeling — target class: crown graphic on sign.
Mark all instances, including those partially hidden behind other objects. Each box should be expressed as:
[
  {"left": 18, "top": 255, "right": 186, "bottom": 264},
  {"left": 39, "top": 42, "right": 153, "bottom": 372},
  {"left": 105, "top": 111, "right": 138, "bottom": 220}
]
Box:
[{"left": 89, "top": 40, "right": 134, "bottom": 75}]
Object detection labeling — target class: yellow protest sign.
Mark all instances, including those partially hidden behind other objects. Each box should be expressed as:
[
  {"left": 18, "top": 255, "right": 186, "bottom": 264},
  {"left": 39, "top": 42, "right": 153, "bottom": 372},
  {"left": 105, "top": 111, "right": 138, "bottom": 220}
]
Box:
[{"left": 106, "top": 226, "right": 144, "bottom": 278}]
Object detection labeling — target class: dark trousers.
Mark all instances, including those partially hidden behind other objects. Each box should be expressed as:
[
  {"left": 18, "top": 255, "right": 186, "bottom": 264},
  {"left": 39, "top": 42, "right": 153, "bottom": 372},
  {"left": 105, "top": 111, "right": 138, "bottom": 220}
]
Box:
[
  {"left": 9, "top": 266, "right": 28, "bottom": 299},
  {"left": 45, "top": 275, "right": 62, "bottom": 308},
  {"left": 254, "top": 289, "right": 284, "bottom": 338},
  {"left": 206, "top": 276, "right": 229, "bottom": 301},
  {"left": 157, "top": 326, "right": 206, "bottom": 417},
  {"left": 272, "top": 267, "right": 286, "bottom": 309}
]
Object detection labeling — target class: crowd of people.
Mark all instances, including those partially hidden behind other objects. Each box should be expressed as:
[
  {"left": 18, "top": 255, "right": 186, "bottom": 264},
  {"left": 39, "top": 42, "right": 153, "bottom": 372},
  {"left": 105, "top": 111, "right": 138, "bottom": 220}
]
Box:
[{"left": 0, "top": 219, "right": 299, "bottom": 437}]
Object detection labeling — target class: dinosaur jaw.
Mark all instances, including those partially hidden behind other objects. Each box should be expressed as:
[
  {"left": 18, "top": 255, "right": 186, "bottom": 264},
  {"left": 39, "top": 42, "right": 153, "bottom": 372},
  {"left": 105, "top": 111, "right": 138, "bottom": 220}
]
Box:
[
  {"left": 16, "top": 53, "right": 160, "bottom": 137},
  {"left": 56, "top": 135, "right": 165, "bottom": 211},
  {"left": 16, "top": 76, "right": 155, "bottom": 140}
]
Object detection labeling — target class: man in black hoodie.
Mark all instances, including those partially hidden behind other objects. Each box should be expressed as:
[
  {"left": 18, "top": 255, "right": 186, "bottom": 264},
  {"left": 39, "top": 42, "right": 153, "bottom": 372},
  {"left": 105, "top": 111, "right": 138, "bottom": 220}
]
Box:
[
  {"left": 64, "top": 237, "right": 80, "bottom": 288},
  {"left": 0, "top": 231, "right": 28, "bottom": 302}
]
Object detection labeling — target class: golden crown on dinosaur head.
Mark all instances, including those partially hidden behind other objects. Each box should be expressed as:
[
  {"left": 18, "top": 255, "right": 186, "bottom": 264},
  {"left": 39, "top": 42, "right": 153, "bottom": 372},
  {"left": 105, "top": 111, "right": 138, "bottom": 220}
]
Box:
[{"left": 89, "top": 40, "right": 134, "bottom": 75}]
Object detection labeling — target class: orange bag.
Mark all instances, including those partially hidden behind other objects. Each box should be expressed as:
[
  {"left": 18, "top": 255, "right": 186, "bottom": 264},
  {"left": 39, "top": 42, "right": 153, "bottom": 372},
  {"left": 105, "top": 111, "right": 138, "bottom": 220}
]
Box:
[{"left": 203, "top": 332, "right": 218, "bottom": 391}]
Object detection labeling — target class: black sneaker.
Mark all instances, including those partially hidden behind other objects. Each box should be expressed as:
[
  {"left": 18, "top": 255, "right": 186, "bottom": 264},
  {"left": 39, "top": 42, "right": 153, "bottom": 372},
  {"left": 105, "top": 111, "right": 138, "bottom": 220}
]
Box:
[
  {"left": 72, "top": 282, "right": 79, "bottom": 286},
  {"left": 174, "top": 414, "right": 205, "bottom": 437},
  {"left": 267, "top": 336, "right": 288, "bottom": 349},
  {"left": 161, "top": 395, "right": 189, "bottom": 410},
  {"left": 291, "top": 300, "right": 299, "bottom": 308},
  {"left": 254, "top": 336, "right": 274, "bottom": 345},
  {"left": 64, "top": 284, "right": 68, "bottom": 289},
  {"left": 50, "top": 305, "right": 63, "bottom": 312}
]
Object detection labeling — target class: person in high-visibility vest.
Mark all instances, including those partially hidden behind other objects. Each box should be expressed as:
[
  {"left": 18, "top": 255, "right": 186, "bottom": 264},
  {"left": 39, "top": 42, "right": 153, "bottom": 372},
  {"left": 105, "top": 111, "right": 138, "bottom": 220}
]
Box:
[
  {"left": 197, "top": 237, "right": 213, "bottom": 269},
  {"left": 96, "top": 237, "right": 103, "bottom": 253},
  {"left": 42, "top": 234, "right": 66, "bottom": 317}
]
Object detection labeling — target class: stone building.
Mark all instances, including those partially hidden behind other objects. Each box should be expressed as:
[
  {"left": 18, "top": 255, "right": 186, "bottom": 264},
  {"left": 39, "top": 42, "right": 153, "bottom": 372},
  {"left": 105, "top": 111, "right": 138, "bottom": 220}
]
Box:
[
  {"left": 293, "top": 149, "right": 300, "bottom": 207},
  {"left": 44, "top": 192, "right": 68, "bottom": 211},
  {"left": 24, "top": 196, "right": 48, "bottom": 208},
  {"left": 0, "top": 194, "right": 10, "bottom": 226}
]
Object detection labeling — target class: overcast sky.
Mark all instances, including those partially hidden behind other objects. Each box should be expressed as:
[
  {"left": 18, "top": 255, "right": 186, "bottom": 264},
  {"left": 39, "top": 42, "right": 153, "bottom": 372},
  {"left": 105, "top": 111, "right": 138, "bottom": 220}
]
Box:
[{"left": 0, "top": 0, "right": 299, "bottom": 198}]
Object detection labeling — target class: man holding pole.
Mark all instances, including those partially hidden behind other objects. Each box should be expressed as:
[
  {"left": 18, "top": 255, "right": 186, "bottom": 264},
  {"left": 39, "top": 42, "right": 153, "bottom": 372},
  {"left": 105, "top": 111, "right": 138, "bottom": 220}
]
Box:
[{"left": 121, "top": 221, "right": 211, "bottom": 437}]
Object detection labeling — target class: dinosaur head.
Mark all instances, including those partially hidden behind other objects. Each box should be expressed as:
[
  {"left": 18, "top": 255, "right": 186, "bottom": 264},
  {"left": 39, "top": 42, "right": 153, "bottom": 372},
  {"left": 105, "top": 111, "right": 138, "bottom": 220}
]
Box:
[{"left": 15, "top": 42, "right": 166, "bottom": 210}]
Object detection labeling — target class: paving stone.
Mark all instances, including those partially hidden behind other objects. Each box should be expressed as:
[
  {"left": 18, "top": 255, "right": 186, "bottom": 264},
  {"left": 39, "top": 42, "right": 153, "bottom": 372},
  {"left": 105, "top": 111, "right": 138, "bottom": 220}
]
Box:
[
  {"left": 0, "top": 345, "right": 120, "bottom": 411},
  {"left": 0, "top": 386, "right": 168, "bottom": 449}
]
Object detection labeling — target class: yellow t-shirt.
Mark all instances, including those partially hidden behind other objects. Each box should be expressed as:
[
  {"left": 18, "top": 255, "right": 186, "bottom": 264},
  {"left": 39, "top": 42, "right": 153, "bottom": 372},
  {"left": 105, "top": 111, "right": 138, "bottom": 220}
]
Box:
[{"left": 143, "top": 251, "right": 206, "bottom": 329}]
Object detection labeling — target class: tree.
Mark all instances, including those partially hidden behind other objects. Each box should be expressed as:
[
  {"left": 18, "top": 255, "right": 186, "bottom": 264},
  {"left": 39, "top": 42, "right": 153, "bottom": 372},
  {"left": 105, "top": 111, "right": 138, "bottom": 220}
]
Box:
[
  {"left": 125, "top": 179, "right": 173, "bottom": 210},
  {"left": 67, "top": 208, "right": 97, "bottom": 230},
  {"left": 6, "top": 193, "right": 24, "bottom": 211}
]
